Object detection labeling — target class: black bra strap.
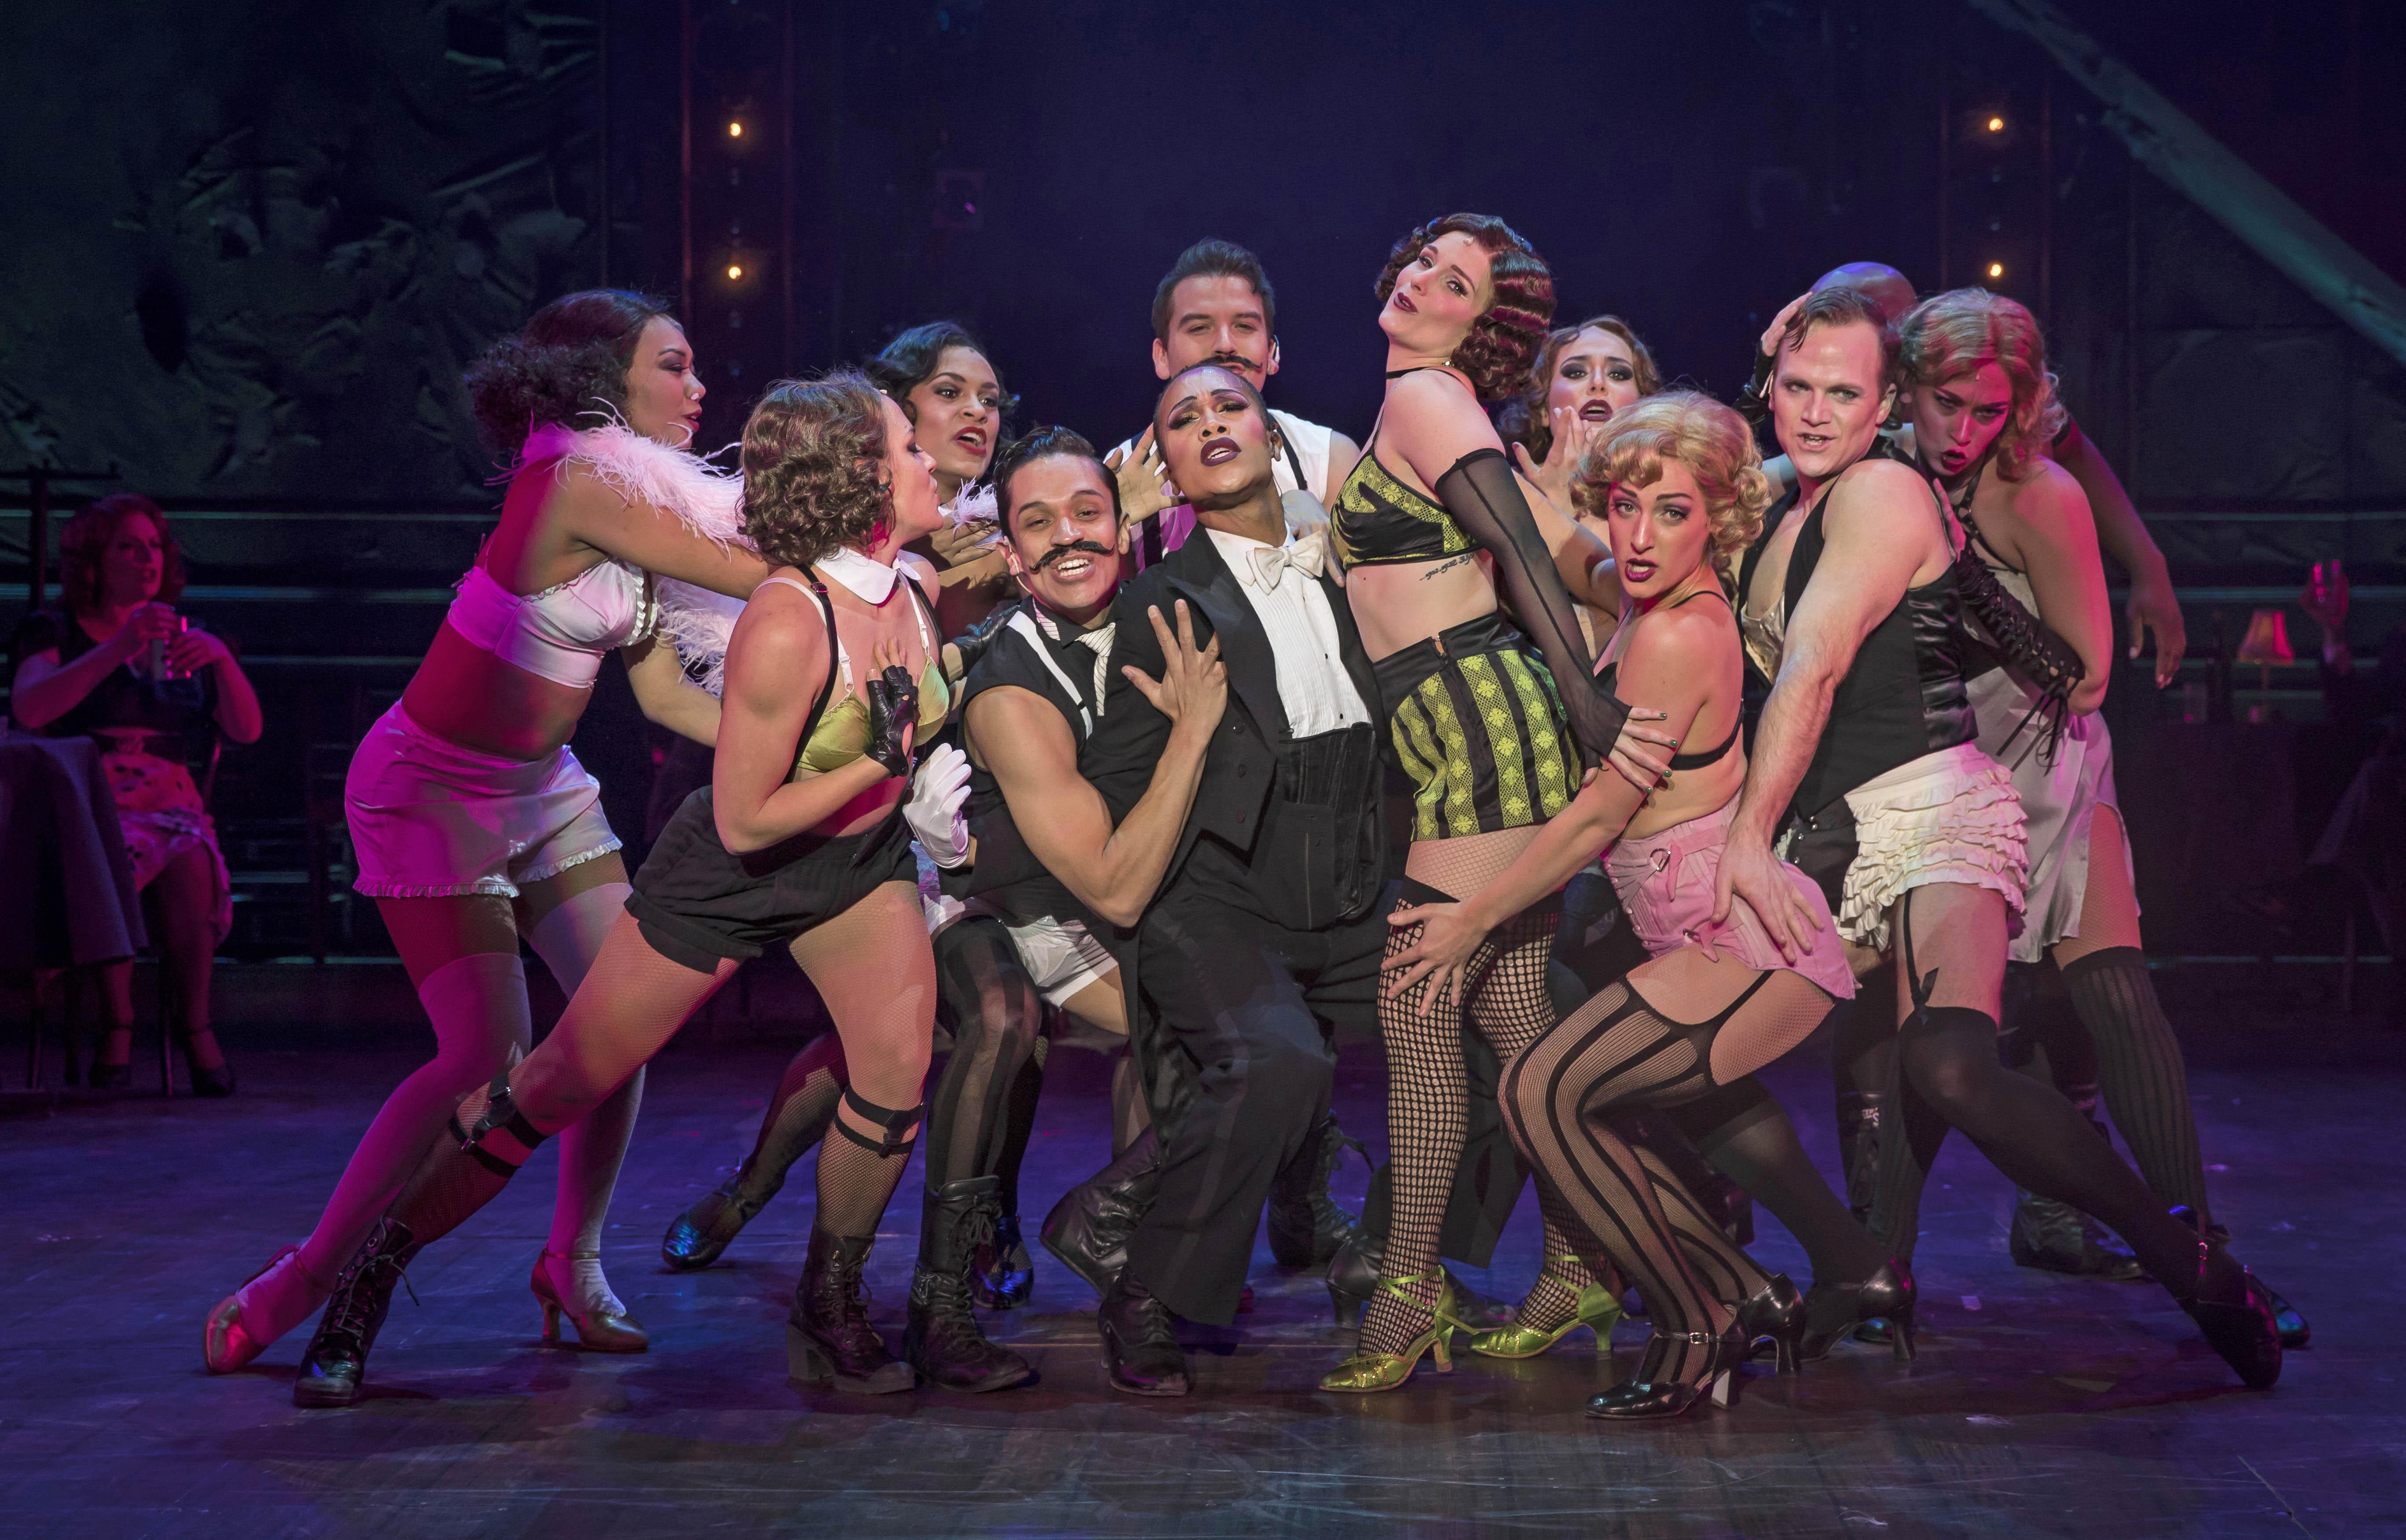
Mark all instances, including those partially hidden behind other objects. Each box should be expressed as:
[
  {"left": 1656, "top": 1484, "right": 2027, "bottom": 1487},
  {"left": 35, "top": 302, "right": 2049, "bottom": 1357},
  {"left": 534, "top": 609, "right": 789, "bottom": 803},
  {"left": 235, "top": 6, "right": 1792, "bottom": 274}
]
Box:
[{"left": 793, "top": 570, "right": 842, "bottom": 752}]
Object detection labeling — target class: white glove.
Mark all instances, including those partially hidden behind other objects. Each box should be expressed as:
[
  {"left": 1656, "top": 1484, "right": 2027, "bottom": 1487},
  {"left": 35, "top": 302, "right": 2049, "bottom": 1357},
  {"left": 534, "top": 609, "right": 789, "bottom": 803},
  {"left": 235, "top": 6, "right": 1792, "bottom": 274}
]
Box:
[{"left": 903, "top": 742, "right": 973, "bottom": 868}]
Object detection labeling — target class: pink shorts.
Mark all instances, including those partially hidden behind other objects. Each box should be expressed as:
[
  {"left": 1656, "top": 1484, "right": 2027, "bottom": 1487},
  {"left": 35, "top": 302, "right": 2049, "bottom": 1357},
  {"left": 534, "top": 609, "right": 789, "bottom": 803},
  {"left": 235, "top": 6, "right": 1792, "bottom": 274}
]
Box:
[
  {"left": 1605, "top": 799, "right": 1855, "bottom": 1001},
  {"left": 345, "top": 703, "right": 622, "bottom": 899}
]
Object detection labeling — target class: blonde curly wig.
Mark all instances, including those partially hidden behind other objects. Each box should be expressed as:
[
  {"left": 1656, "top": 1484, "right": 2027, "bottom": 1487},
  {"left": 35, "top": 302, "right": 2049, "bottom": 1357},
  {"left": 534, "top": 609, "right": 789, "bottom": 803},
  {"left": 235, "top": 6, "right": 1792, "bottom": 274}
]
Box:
[{"left": 1574, "top": 390, "right": 1773, "bottom": 592}]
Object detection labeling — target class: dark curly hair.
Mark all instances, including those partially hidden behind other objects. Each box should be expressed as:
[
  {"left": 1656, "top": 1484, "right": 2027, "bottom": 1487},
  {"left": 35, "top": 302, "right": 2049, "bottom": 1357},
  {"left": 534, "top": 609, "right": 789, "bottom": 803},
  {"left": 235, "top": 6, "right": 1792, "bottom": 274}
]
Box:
[
  {"left": 864, "top": 320, "right": 1019, "bottom": 427},
  {"left": 1151, "top": 239, "right": 1276, "bottom": 339},
  {"left": 993, "top": 425, "right": 1120, "bottom": 534},
  {"left": 740, "top": 371, "right": 895, "bottom": 570},
  {"left": 59, "top": 493, "right": 184, "bottom": 612},
  {"left": 463, "top": 289, "right": 678, "bottom": 454},
  {"left": 1497, "top": 315, "right": 1663, "bottom": 461},
  {"left": 1373, "top": 213, "right": 1555, "bottom": 401}
]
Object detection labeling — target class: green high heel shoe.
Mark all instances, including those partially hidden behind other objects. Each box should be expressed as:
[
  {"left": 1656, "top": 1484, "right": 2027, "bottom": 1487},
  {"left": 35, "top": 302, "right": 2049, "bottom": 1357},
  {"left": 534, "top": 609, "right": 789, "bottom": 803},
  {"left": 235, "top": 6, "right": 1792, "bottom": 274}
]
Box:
[
  {"left": 1319, "top": 1272, "right": 1463, "bottom": 1393},
  {"left": 1468, "top": 1268, "right": 1624, "bottom": 1360}
]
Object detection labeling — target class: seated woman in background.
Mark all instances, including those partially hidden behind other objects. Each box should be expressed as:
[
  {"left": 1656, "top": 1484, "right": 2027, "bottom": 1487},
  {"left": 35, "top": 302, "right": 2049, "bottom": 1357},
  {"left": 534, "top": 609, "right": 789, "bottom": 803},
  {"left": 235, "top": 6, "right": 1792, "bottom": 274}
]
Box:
[{"left": 9, "top": 493, "right": 263, "bottom": 1095}]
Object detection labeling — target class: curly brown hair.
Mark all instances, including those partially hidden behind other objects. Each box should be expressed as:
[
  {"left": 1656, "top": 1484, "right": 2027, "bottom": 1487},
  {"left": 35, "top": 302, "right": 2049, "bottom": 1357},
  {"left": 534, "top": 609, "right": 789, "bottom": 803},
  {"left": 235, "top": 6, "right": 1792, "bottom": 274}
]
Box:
[
  {"left": 1498, "top": 314, "right": 1663, "bottom": 461},
  {"left": 1575, "top": 392, "right": 1774, "bottom": 593},
  {"left": 1899, "top": 287, "right": 2068, "bottom": 483},
  {"left": 463, "top": 289, "right": 677, "bottom": 454},
  {"left": 739, "top": 371, "right": 896, "bottom": 569},
  {"left": 60, "top": 494, "right": 184, "bottom": 612},
  {"left": 1373, "top": 213, "right": 1555, "bottom": 401}
]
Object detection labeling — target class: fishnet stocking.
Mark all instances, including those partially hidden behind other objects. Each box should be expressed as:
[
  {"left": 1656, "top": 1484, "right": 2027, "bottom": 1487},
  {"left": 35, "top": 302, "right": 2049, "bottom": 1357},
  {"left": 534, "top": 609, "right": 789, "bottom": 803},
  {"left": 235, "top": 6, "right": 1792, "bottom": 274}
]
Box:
[
  {"left": 788, "top": 883, "right": 936, "bottom": 1239},
  {"left": 1363, "top": 823, "right": 1576, "bottom": 1357}
]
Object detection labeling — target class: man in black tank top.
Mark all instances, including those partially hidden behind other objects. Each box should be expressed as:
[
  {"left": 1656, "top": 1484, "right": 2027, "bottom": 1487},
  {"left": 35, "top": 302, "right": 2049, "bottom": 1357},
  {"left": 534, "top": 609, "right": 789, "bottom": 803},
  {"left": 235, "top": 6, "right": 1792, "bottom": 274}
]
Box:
[{"left": 1714, "top": 290, "right": 2286, "bottom": 1385}]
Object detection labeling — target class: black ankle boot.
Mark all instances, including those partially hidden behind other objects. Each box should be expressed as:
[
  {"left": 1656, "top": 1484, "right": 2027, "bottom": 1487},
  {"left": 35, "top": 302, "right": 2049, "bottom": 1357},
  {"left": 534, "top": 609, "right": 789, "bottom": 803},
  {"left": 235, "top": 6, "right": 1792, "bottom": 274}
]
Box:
[
  {"left": 2009, "top": 1189, "right": 2145, "bottom": 1279},
  {"left": 1324, "top": 1229, "right": 1513, "bottom": 1332},
  {"left": 661, "top": 1159, "right": 777, "bottom": 1272},
  {"left": 1836, "top": 1091, "right": 1884, "bottom": 1225},
  {"left": 904, "top": 1177, "right": 1034, "bottom": 1393},
  {"left": 787, "top": 1230, "right": 911, "bottom": 1394},
  {"left": 1098, "top": 1267, "right": 1188, "bottom": 1397},
  {"left": 1041, "top": 1128, "right": 1161, "bottom": 1299},
  {"left": 294, "top": 1218, "right": 420, "bottom": 1408},
  {"left": 1266, "top": 1114, "right": 1366, "bottom": 1269},
  {"left": 970, "top": 1211, "right": 1034, "bottom": 1310},
  {"left": 1797, "top": 1260, "right": 1917, "bottom": 1364}
]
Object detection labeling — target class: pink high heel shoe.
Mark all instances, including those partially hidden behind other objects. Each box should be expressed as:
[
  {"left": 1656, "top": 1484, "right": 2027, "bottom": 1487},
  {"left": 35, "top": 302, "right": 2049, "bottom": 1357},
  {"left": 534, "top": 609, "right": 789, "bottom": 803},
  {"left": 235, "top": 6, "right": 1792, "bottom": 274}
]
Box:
[{"left": 205, "top": 1247, "right": 327, "bottom": 1373}]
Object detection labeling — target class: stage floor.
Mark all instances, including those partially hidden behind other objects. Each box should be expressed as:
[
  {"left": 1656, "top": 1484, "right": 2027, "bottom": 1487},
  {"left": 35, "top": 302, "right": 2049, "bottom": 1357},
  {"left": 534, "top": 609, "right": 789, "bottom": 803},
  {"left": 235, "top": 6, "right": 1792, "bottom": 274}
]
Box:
[{"left": 2, "top": 971, "right": 2397, "bottom": 1539}]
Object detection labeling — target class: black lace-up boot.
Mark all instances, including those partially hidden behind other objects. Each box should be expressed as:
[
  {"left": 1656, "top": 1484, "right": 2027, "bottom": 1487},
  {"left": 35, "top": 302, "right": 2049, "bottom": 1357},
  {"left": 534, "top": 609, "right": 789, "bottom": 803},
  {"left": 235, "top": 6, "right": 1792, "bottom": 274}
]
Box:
[
  {"left": 787, "top": 1230, "right": 912, "bottom": 1394},
  {"left": 293, "top": 1218, "right": 420, "bottom": 1408},
  {"left": 904, "top": 1176, "right": 1035, "bottom": 1392}
]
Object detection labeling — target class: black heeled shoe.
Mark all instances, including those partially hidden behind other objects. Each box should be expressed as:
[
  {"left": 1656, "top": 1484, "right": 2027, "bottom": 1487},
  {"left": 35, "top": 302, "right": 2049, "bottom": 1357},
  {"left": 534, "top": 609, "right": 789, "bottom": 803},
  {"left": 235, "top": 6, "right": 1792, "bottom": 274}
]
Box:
[
  {"left": 85, "top": 1058, "right": 134, "bottom": 1091},
  {"left": 1797, "top": 1260, "right": 1917, "bottom": 1364},
  {"left": 2168, "top": 1209, "right": 2280, "bottom": 1389},
  {"left": 2010, "top": 1190, "right": 2142, "bottom": 1279},
  {"left": 180, "top": 1034, "right": 236, "bottom": 1098},
  {"left": 1324, "top": 1230, "right": 1511, "bottom": 1331},
  {"left": 1733, "top": 1274, "right": 1806, "bottom": 1375},
  {"left": 971, "top": 1211, "right": 1035, "bottom": 1311},
  {"left": 661, "top": 1160, "right": 776, "bottom": 1272},
  {"left": 1586, "top": 1323, "right": 1747, "bottom": 1420},
  {"left": 2180, "top": 1207, "right": 2309, "bottom": 1349}
]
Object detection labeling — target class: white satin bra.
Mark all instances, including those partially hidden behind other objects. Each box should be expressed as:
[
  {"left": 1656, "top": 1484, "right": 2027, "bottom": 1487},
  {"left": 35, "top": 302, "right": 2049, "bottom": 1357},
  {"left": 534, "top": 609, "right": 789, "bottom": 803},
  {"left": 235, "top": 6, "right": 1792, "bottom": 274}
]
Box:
[{"left": 444, "top": 559, "right": 654, "bottom": 689}]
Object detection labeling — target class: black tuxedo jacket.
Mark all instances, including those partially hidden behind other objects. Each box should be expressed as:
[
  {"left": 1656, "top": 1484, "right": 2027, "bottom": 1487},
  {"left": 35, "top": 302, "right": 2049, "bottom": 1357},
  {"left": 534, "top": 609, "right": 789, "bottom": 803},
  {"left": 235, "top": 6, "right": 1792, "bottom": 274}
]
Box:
[{"left": 1081, "top": 526, "right": 1385, "bottom": 930}]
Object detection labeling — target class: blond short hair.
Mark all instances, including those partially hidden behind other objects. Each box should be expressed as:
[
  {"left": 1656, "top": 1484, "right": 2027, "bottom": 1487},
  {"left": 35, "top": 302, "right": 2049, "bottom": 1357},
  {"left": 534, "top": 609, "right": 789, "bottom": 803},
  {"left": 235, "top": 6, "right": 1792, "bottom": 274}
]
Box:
[{"left": 1575, "top": 391, "right": 1773, "bottom": 592}]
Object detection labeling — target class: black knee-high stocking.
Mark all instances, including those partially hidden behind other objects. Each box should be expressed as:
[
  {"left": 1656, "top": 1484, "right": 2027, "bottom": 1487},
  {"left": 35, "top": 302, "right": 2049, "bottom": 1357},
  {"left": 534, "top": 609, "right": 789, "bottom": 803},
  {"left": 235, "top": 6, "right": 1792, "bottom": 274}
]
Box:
[
  {"left": 2061, "top": 947, "right": 2210, "bottom": 1220},
  {"left": 1892, "top": 1004, "right": 2211, "bottom": 1293},
  {"left": 1830, "top": 964, "right": 1896, "bottom": 1224},
  {"left": 735, "top": 1034, "right": 849, "bottom": 1210},
  {"left": 1671, "top": 1077, "right": 1890, "bottom": 1289},
  {"left": 925, "top": 917, "right": 1043, "bottom": 1192},
  {"left": 382, "top": 1077, "right": 553, "bottom": 1252}
]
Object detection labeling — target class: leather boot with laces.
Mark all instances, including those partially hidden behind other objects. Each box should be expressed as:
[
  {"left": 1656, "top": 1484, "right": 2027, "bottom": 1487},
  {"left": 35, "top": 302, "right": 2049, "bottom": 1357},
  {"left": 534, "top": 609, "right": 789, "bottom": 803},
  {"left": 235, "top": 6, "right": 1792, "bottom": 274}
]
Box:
[
  {"left": 904, "top": 1176, "right": 1034, "bottom": 1392},
  {"left": 787, "top": 1229, "right": 911, "bottom": 1394},
  {"left": 1098, "top": 1266, "right": 1187, "bottom": 1397},
  {"left": 1266, "top": 1114, "right": 1366, "bottom": 1269},
  {"left": 294, "top": 1218, "right": 420, "bottom": 1408}
]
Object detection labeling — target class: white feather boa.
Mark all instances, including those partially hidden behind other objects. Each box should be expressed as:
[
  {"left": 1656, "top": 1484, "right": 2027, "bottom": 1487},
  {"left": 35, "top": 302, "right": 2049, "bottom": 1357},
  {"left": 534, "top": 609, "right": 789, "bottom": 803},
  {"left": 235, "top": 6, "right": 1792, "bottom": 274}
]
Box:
[{"left": 514, "top": 421, "right": 753, "bottom": 691}]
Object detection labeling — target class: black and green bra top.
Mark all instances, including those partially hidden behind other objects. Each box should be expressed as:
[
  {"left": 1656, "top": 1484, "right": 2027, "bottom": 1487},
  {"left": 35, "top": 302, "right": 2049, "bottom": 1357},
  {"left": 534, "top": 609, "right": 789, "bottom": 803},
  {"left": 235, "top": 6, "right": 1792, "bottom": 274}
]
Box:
[
  {"left": 1330, "top": 368, "right": 1478, "bottom": 569},
  {"left": 1331, "top": 445, "right": 1475, "bottom": 568}
]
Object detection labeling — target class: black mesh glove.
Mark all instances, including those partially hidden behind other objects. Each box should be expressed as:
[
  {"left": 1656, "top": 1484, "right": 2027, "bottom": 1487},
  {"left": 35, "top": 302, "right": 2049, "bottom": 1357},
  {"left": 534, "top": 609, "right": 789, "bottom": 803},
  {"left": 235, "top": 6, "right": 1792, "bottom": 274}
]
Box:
[
  {"left": 1734, "top": 346, "right": 1776, "bottom": 425},
  {"left": 863, "top": 664, "right": 919, "bottom": 777},
  {"left": 1433, "top": 448, "right": 1630, "bottom": 768},
  {"left": 944, "top": 601, "right": 1020, "bottom": 684}
]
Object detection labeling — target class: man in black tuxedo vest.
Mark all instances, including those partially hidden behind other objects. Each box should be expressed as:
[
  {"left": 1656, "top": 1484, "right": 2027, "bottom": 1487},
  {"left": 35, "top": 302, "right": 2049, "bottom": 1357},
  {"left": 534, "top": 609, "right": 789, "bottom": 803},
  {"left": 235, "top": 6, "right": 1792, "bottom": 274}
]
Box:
[{"left": 1075, "top": 364, "right": 1391, "bottom": 1393}]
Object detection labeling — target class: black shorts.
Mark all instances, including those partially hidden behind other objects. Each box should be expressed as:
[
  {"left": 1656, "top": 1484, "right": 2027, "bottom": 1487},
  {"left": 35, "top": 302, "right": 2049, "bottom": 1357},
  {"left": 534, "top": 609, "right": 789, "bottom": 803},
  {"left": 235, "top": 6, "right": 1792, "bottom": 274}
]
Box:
[{"left": 627, "top": 787, "right": 917, "bottom": 974}]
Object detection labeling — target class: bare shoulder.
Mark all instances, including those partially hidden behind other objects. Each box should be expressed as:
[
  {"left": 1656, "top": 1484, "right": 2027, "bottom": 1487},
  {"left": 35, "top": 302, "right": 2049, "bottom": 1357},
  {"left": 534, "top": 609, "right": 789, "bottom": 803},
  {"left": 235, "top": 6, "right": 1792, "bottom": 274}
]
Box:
[
  {"left": 1384, "top": 367, "right": 1479, "bottom": 422},
  {"left": 969, "top": 684, "right": 1077, "bottom": 771},
  {"left": 2003, "top": 456, "right": 2089, "bottom": 523},
  {"left": 1621, "top": 593, "right": 1734, "bottom": 676},
  {"left": 897, "top": 550, "right": 942, "bottom": 605},
  {"left": 1824, "top": 456, "right": 1939, "bottom": 530}
]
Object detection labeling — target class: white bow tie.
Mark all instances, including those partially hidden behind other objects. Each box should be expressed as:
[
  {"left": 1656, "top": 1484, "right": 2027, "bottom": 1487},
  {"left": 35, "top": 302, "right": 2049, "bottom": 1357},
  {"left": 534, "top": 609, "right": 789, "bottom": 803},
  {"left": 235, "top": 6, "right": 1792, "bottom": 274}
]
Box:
[{"left": 1247, "top": 529, "right": 1330, "bottom": 592}]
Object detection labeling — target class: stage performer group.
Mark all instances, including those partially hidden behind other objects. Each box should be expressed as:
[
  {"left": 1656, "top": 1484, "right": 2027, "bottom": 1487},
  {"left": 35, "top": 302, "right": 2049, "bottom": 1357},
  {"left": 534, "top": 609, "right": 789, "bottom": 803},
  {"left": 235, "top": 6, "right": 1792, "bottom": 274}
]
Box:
[{"left": 201, "top": 214, "right": 2305, "bottom": 1418}]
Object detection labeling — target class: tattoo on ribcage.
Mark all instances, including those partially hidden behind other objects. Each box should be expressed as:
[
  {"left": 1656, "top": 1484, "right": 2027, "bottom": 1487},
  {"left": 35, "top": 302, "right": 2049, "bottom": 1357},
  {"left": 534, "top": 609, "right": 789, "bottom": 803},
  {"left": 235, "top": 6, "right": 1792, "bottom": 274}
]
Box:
[{"left": 1419, "top": 554, "right": 1475, "bottom": 581}]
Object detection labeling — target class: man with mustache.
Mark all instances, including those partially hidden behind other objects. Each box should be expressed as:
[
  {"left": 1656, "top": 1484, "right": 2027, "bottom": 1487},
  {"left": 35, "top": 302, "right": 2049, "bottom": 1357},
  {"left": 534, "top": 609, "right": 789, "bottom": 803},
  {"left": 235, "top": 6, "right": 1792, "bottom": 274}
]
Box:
[{"left": 1107, "top": 239, "right": 1362, "bottom": 567}]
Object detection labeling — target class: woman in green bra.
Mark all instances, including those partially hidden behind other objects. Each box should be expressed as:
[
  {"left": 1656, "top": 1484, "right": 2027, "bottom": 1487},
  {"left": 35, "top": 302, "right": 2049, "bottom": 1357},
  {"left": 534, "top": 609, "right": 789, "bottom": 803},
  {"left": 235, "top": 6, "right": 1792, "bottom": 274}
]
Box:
[
  {"left": 1318, "top": 212, "right": 1678, "bottom": 1392},
  {"left": 290, "top": 372, "right": 977, "bottom": 1398}
]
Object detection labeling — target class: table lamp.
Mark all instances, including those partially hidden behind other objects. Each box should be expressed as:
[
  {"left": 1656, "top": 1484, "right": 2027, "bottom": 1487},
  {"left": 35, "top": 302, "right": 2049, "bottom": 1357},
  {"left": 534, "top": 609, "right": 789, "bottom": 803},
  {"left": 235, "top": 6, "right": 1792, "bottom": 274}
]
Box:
[{"left": 2235, "top": 607, "right": 2294, "bottom": 721}]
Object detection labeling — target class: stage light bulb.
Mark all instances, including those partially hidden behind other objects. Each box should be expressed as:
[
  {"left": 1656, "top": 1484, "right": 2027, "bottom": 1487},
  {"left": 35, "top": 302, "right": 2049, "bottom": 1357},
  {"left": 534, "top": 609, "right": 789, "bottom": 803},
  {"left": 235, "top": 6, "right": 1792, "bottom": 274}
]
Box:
[
  {"left": 1987, "top": 262, "right": 2005, "bottom": 279},
  {"left": 727, "top": 263, "right": 744, "bottom": 280},
  {"left": 1987, "top": 115, "right": 2005, "bottom": 133},
  {"left": 728, "top": 121, "right": 744, "bottom": 138}
]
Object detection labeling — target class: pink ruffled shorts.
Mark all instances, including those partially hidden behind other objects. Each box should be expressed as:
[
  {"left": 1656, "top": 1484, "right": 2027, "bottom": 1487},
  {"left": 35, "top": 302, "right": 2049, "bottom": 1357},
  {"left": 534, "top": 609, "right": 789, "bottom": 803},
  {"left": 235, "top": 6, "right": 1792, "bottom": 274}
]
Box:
[
  {"left": 1605, "top": 798, "right": 1856, "bottom": 1001},
  {"left": 345, "top": 703, "right": 622, "bottom": 899}
]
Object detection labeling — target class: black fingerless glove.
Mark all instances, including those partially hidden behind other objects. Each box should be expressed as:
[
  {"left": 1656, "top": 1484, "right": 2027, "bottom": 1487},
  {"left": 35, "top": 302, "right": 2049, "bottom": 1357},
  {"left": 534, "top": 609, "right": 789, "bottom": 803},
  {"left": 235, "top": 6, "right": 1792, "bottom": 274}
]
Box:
[
  {"left": 945, "top": 601, "right": 1019, "bottom": 683},
  {"left": 863, "top": 664, "right": 918, "bottom": 777},
  {"left": 1433, "top": 448, "right": 1631, "bottom": 769},
  {"left": 1734, "top": 346, "right": 1776, "bottom": 425}
]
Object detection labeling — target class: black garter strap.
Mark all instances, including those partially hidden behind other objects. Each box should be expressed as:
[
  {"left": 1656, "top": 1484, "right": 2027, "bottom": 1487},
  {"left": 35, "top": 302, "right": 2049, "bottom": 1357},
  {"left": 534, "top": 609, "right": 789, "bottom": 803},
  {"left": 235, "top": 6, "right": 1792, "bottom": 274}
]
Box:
[
  {"left": 833, "top": 1084, "right": 925, "bottom": 1157},
  {"left": 460, "top": 1078, "right": 549, "bottom": 1176}
]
